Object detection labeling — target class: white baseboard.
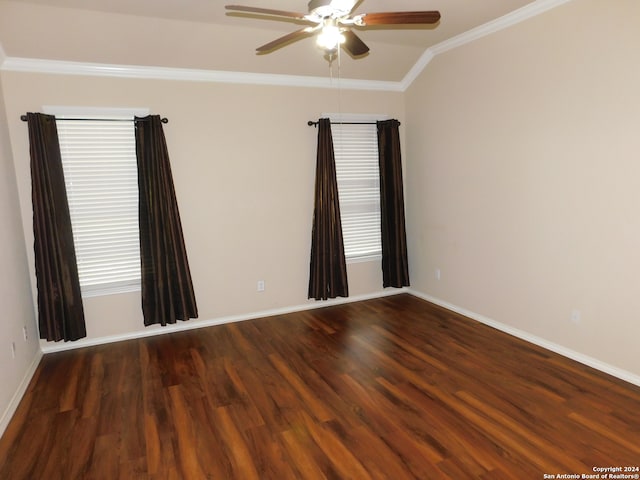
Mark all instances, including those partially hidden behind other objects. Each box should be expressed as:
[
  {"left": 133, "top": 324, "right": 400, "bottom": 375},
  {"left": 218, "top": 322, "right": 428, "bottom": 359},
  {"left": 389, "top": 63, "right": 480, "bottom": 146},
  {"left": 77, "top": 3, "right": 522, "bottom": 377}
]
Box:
[
  {"left": 408, "top": 289, "right": 640, "bottom": 388},
  {"left": 0, "top": 348, "right": 43, "bottom": 438},
  {"left": 41, "top": 288, "right": 409, "bottom": 354}
]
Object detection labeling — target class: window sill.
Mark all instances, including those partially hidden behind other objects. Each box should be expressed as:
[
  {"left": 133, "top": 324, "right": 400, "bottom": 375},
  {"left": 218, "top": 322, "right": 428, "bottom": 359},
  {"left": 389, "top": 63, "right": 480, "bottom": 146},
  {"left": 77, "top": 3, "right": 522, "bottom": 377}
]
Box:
[
  {"left": 81, "top": 283, "right": 141, "bottom": 298},
  {"left": 346, "top": 254, "right": 382, "bottom": 265}
]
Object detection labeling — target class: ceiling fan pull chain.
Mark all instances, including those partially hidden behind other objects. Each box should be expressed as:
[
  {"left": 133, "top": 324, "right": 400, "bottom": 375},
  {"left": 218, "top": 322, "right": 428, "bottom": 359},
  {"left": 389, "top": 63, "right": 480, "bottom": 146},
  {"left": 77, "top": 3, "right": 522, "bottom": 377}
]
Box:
[
  {"left": 328, "top": 53, "right": 335, "bottom": 84},
  {"left": 337, "top": 43, "right": 343, "bottom": 129}
]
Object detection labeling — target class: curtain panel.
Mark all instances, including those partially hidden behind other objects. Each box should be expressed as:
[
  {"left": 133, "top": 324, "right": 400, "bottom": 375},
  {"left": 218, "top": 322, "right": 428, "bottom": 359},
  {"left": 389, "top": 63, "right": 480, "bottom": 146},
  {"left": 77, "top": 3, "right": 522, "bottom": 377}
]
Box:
[
  {"left": 377, "top": 119, "right": 410, "bottom": 288},
  {"left": 308, "top": 118, "right": 349, "bottom": 300},
  {"left": 27, "top": 113, "right": 87, "bottom": 341},
  {"left": 135, "top": 115, "right": 198, "bottom": 326}
]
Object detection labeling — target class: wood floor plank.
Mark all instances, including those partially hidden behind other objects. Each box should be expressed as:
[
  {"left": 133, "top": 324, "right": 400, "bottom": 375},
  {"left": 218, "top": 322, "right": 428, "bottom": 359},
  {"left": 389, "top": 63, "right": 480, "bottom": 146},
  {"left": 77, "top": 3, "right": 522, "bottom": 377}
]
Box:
[
  {"left": 296, "top": 411, "right": 372, "bottom": 480},
  {"left": 268, "top": 353, "right": 336, "bottom": 423},
  {"left": 213, "top": 405, "right": 260, "bottom": 480},
  {"left": 242, "top": 425, "right": 299, "bottom": 480},
  {"left": 280, "top": 427, "right": 329, "bottom": 480},
  {"left": 167, "top": 385, "right": 205, "bottom": 480},
  {"left": 1, "top": 294, "right": 639, "bottom": 479},
  {"left": 86, "top": 432, "right": 120, "bottom": 480}
]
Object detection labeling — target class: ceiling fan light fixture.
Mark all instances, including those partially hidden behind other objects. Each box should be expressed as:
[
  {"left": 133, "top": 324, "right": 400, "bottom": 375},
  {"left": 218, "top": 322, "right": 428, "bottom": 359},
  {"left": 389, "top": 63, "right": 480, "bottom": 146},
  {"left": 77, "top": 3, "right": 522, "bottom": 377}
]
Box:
[{"left": 316, "top": 24, "right": 345, "bottom": 51}]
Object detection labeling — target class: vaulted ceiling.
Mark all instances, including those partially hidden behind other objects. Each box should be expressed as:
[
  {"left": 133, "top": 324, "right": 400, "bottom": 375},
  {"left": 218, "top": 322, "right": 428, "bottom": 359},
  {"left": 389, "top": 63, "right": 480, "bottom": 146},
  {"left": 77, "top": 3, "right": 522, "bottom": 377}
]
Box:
[{"left": 0, "top": 0, "right": 547, "bottom": 83}]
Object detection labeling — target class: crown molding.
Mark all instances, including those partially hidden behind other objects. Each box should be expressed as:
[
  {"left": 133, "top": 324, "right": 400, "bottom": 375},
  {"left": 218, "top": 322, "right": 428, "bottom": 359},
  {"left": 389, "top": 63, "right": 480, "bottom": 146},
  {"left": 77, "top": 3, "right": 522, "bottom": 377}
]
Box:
[
  {"left": 400, "top": 50, "right": 435, "bottom": 91},
  {"left": 0, "top": 0, "right": 571, "bottom": 92},
  {"left": 400, "top": 0, "right": 573, "bottom": 90},
  {"left": 0, "top": 57, "right": 403, "bottom": 92}
]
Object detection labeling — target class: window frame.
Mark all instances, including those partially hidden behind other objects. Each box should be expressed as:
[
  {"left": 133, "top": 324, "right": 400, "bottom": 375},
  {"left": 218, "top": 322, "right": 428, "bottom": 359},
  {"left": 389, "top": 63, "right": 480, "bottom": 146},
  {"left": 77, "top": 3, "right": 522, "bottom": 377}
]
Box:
[
  {"left": 44, "top": 106, "right": 148, "bottom": 298},
  {"left": 325, "top": 113, "right": 388, "bottom": 264}
]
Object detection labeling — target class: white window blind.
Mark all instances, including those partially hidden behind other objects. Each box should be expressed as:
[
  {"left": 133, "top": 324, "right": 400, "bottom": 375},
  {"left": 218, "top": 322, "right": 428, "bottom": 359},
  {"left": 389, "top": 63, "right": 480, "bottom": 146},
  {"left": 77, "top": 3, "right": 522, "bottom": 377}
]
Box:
[
  {"left": 56, "top": 117, "right": 141, "bottom": 297},
  {"left": 331, "top": 119, "right": 382, "bottom": 261}
]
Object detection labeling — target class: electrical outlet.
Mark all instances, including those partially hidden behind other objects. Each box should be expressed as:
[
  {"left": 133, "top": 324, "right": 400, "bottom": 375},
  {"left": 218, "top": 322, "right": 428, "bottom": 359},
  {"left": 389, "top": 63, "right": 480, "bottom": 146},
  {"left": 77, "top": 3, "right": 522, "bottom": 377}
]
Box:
[
  {"left": 436, "top": 268, "right": 441, "bottom": 281},
  {"left": 11, "top": 342, "right": 16, "bottom": 359},
  {"left": 23, "top": 326, "right": 28, "bottom": 341},
  {"left": 257, "top": 280, "right": 265, "bottom": 292}
]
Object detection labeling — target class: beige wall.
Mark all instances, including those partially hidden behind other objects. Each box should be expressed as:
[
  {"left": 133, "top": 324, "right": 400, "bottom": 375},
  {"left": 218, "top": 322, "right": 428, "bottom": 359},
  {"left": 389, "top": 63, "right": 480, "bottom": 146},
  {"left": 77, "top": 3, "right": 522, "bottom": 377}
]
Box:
[
  {"left": 405, "top": 0, "right": 640, "bottom": 377},
  {"left": 1, "top": 71, "right": 404, "bottom": 344},
  {"left": 0, "top": 72, "right": 40, "bottom": 432}
]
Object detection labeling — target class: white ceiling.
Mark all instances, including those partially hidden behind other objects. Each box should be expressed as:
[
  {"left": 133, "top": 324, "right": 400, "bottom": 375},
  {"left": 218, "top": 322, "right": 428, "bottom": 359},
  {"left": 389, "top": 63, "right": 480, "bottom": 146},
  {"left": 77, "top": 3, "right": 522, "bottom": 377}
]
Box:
[{"left": 0, "top": 0, "right": 541, "bottom": 82}]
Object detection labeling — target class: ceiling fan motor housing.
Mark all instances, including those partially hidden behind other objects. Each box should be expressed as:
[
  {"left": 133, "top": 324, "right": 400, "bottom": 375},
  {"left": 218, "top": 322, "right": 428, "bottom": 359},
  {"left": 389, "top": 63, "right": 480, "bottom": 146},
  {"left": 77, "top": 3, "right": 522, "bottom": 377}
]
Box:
[{"left": 308, "top": 0, "right": 353, "bottom": 18}]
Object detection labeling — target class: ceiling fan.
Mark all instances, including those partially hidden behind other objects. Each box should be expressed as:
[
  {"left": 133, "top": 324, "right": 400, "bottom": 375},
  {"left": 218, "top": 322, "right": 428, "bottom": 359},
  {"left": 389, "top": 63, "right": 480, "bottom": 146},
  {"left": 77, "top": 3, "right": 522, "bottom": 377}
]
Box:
[{"left": 225, "top": 0, "right": 441, "bottom": 57}]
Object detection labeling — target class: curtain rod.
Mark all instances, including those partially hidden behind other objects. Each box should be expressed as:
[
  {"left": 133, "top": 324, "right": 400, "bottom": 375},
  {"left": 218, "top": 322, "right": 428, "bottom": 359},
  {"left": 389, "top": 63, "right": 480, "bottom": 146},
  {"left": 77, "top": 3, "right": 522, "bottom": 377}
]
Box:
[
  {"left": 20, "top": 115, "right": 168, "bottom": 123},
  {"left": 307, "top": 120, "right": 400, "bottom": 127}
]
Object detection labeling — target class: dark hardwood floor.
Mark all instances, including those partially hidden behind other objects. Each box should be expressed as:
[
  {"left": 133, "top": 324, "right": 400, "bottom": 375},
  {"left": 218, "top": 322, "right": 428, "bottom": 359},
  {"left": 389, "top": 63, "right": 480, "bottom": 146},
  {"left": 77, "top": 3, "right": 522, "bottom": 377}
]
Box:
[{"left": 1, "top": 294, "right": 639, "bottom": 479}]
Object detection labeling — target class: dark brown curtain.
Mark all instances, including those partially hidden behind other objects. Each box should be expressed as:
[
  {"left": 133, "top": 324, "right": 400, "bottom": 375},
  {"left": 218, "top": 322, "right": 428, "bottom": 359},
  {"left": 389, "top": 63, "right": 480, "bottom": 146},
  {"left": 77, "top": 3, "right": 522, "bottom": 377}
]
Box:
[
  {"left": 308, "top": 118, "right": 349, "bottom": 300},
  {"left": 377, "top": 119, "right": 410, "bottom": 288},
  {"left": 135, "top": 115, "right": 198, "bottom": 326},
  {"left": 27, "top": 113, "right": 86, "bottom": 341}
]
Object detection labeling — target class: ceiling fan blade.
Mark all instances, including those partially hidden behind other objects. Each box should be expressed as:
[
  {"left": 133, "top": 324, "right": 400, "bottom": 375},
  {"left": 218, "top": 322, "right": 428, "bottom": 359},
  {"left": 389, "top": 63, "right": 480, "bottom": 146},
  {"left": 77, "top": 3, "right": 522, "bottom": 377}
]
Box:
[
  {"left": 357, "top": 11, "right": 441, "bottom": 26},
  {"left": 256, "top": 28, "right": 313, "bottom": 53},
  {"left": 342, "top": 30, "right": 369, "bottom": 57},
  {"left": 225, "top": 5, "right": 307, "bottom": 20}
]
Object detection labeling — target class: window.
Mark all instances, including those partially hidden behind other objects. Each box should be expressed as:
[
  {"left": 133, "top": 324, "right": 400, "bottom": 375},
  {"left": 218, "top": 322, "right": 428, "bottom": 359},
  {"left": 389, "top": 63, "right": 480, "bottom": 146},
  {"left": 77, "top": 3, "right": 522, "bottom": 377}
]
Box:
[
  {"left": 50, "top": 107, "right": 147, "bottom": 297},
  {"left": 330, "top": 114, "right": 385, "bottom": 262}
]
